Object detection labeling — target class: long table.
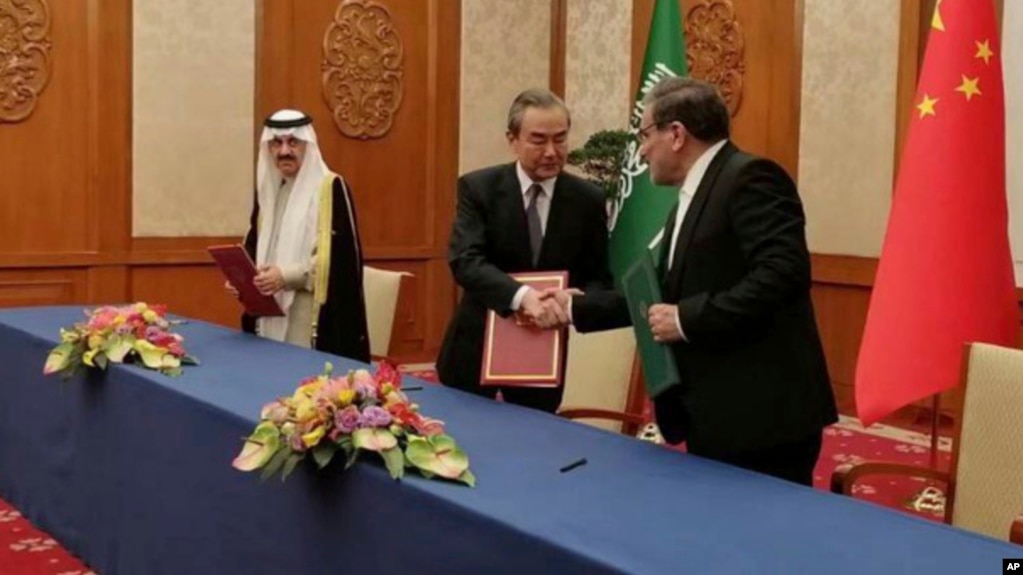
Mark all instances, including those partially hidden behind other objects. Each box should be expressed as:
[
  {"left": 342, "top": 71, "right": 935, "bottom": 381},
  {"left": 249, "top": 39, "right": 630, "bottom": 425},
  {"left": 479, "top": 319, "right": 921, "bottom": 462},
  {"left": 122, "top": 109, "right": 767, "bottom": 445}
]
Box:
[{"left": 0, "top": 306, "right": 1019, "bottom": 574}]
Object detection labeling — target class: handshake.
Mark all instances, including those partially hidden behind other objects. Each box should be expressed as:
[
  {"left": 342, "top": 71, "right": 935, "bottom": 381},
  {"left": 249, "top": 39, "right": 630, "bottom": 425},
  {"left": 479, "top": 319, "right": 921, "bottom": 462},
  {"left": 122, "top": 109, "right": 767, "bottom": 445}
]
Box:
[{"left": 515, "top": 287, "right": 583, "bottom": 330}]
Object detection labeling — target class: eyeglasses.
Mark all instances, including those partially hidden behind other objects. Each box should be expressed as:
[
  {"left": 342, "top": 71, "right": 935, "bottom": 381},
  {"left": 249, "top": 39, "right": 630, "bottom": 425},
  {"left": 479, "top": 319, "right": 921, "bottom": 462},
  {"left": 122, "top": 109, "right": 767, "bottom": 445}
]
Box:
[{"left": 636, "top": 122, "right": 662, "bottom": 143}]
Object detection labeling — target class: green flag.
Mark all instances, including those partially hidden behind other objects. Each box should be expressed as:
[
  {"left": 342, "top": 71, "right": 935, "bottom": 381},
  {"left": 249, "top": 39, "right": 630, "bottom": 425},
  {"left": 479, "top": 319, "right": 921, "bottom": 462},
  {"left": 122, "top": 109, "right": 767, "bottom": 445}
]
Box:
[
  {"left": 609, "top": 0, "right": 687, "bottom": 398},
  {"left": 609, "top": 0, "right": 688, "bottom": 281}
]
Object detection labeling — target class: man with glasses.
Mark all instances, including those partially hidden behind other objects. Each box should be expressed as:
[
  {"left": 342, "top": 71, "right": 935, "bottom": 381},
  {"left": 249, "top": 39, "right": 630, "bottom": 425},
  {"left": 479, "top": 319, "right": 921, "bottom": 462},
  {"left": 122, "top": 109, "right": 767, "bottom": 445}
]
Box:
[{"left": 570, "top": 77, "right": 837, "bottom": 486}]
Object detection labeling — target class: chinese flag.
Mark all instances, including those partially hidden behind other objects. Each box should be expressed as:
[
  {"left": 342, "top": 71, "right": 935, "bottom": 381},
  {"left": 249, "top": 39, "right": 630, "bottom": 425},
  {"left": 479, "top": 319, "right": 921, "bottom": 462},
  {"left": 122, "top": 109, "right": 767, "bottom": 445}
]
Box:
[{"left": 855, "top": 0, "right": 1019, "bottom": 426}]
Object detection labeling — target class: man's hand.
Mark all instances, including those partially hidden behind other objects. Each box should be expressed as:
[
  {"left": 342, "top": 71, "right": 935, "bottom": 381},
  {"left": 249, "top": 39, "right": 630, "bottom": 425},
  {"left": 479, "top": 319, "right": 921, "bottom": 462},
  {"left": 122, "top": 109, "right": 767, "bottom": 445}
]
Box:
[
  {"left": 533, "top": 288, "right": 584, "bottom": 329},
  {"left": 519, "top": 288, "right": 568, "bottom": 329},
  {"left": 541, "top": 287, "right": 583, "bottom": 314},
  {"left": 224, "top": 280, "right": 240, "bottom": 299},
  {"left": 253, "top": 265, "right": 285, "bottom": 295},
  {"left": 649, "top": 303, "right": 683, "bottom": 343}
]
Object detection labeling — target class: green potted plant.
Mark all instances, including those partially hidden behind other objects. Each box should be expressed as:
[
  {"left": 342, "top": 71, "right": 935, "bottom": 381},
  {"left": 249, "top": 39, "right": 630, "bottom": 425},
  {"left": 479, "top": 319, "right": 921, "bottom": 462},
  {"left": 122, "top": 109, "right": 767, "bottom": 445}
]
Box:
[{"left": 567, "top": 129, "right": 632, "bottom": 201}]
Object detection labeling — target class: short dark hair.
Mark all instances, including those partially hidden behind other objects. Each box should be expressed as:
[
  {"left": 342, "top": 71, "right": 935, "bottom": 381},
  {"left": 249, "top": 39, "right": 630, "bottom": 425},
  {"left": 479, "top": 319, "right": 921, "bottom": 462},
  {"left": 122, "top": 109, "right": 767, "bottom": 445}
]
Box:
[
  {"left": 507, "top": 88, "right": 571, "bottom": 135},
  {"left": 642, "top": 77, "right": 730, "bottom": 142}
]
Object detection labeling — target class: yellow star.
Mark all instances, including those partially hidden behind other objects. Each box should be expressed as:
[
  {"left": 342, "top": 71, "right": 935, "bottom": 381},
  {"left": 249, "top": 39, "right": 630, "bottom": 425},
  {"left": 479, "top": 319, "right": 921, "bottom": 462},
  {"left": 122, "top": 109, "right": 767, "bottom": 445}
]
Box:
[
  {"left": 955, "top": 75, "right": 981, "bottom": 101},
  {"left": 917, "top": 94, "right": 938, "bottom": 118},
  {"left": 975, "top": 39, "right": 994, "bottom": 65},
  {"left": 932, "top": 0, "right": 945, "bottom": 31}
]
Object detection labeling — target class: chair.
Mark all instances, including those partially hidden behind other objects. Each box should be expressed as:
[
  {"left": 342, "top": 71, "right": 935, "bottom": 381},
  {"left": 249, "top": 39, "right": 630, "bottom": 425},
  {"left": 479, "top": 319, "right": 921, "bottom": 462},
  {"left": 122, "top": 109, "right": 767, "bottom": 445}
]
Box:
[
  {"left": 362, "top": 266, "right": 410, "bottom": 360},
  {"left": 832, "top": 343, "right": 1023, "bottom": 543},
  {"left": 556, "top": 327, "right": 669, "bottom": 443},
  {"left": 558, "top": 406, "right": 666, "bottom": 444},
  {"left": 558, "top": 327, "right": 637, "bottom": 433}
]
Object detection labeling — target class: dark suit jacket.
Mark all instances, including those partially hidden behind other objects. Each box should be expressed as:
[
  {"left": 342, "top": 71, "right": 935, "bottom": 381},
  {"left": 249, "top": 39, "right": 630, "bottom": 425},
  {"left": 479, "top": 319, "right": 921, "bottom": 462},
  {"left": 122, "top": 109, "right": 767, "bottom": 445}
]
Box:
[
  {"left": 436, "top": 163, "right": 612, "bottom": 395},
  {"left": 574, "top": 142, "right": 837, "bottom": 454}
]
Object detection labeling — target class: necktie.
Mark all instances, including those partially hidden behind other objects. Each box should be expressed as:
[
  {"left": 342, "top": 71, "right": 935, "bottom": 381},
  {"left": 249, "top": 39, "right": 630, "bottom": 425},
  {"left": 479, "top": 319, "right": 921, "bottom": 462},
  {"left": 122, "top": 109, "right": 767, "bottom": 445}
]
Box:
[{"left": 526, "top": 184, "right": 544, "bottom": 265}]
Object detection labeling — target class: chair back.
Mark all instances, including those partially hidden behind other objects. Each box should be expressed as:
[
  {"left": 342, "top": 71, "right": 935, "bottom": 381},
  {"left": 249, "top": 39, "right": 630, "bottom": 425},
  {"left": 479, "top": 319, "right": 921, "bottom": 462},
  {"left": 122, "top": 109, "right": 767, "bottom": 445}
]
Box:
[
  {"left": 362, "top": 266, "right": 409, "bottom": 358},
  {"left": 560, "top": 327, "right": 636, "bottom": 432},
  {"left": 951, "top": 343, "right": 1023, "bottom": 540}
]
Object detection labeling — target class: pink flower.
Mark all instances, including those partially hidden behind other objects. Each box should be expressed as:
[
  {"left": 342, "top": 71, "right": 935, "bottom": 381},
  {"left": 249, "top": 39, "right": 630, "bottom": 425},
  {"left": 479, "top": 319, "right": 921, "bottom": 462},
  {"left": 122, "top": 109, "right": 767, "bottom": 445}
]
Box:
[
  {"left": 260, "top": 401, "right": 290, "bottom": 425},
  {"left": 351, "top": 370, "right": 377, "bottom": 399},
  {"left": 333, "top": 405, "right": 362, "bottom": 435},
  {"left": 87, "top": 308, "right": 119, "bottom": 331}
]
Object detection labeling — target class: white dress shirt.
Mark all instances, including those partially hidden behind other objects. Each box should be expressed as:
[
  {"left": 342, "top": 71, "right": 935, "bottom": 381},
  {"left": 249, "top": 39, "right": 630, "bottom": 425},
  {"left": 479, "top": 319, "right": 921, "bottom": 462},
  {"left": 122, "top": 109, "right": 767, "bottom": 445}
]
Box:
[{"left": 510, "top": 163, "right": 556, "bottom": 310}]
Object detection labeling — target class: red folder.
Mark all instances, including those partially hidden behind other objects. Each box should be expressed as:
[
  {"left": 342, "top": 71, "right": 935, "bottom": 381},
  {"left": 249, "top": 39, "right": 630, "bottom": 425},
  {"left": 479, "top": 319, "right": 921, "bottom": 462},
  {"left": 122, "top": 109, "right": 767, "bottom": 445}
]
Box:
[
  {"left": 207, "top": 244, "right": 285, "bottom": 317},
  {"left": 480, "top": 271, "right": 568, "bottom": 388}
]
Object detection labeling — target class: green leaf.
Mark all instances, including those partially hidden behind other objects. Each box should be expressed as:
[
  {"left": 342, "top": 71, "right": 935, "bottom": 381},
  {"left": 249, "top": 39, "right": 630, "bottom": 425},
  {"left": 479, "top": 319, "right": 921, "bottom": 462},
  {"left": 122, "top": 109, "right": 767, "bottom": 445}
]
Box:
[
  {"left": 43, "top": 343, "right": 76, "bottom": 375},
  {"left": 566, "top": 129, "right": 632, "bottom": 200},
  {"left": 260, "top": 447, "right": 291, "bottom": 481},
  {"left": 459, "top": 469, "right": 477, "bottom": 488},
  {"left": 162, "top": 366, "right": 183, "bottom": 377},
  {"left": 93, "top": 353, "right": 109, "bottom": 370},
  {"left": 232, "top": 422, "right": 281, "bottom": 472},
  {"left": 281, "top": 453, "right": 303, "bottom": 481},
  {"left": 352, "top": 428, "right": 398, "bottom": 452},
  {"left": 379, "top": 447, "right": 405, "bottom": 480},
  {"left": 344, "top": 445, "right": 359, "bottom": 470},
  {"left": 404, "top": 434, "right": 471, "bottom": 480},
  {"left": 134, "top": 340, "right": 166, "bottom": 369},
  {"left": 311, "top": 443, "right": 337, "bottom": 469},
  {"left": 104, "top": 336, "right": 134, "bottom": 363},
  {"left": 182, "top": 355, "right": 200, "bottom": 366}
]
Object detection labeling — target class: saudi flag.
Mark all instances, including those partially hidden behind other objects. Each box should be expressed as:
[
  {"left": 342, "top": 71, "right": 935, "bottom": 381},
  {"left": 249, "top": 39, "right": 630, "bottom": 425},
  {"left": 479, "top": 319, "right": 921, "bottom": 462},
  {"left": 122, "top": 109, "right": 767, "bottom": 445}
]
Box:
[{"left": 608, "top": 0, "right": 688, "bottom": 280}]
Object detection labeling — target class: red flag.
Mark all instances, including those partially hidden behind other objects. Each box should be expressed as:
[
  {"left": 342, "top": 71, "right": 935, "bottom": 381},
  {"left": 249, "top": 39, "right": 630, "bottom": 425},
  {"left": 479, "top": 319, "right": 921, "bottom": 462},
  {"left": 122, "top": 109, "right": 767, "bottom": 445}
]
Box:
[{"left": 855, "top": 0, "right": 1018, "bottom": 426}]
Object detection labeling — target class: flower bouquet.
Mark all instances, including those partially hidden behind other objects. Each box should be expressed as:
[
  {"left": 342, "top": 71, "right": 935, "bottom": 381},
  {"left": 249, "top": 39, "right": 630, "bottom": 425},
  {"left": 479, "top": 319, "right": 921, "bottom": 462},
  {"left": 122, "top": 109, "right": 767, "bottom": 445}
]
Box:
[
  {"left": 43, "top": 303, "right": 198, "bottom": 378},
  {"left": 231, "top": 362, "right": 475, "bottom": 487}
]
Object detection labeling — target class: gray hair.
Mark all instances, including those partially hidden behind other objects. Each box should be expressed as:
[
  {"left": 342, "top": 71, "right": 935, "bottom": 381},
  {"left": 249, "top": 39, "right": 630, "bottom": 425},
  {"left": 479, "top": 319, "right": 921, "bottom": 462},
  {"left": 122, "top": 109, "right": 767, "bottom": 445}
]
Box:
[
  {"left": 506, "top": 88, "right": 571, "bottom": 135},
  {"left": 642, "top": 77, "right": 730, "bottom": 142}
]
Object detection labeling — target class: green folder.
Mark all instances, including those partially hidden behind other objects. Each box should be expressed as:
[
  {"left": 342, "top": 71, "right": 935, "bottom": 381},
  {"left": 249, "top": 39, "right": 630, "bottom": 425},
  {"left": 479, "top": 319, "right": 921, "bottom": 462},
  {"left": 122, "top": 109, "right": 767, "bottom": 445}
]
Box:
[{"left": 622, "top": 252, "right": 680, "bottom": 398}]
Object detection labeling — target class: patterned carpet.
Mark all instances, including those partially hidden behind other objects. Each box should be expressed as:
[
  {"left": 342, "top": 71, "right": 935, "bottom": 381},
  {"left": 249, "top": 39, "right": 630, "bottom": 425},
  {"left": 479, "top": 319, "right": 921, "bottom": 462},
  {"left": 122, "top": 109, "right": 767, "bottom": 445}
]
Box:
[{"left": 0, "top": 367, "right": 951, "bottom": 573}]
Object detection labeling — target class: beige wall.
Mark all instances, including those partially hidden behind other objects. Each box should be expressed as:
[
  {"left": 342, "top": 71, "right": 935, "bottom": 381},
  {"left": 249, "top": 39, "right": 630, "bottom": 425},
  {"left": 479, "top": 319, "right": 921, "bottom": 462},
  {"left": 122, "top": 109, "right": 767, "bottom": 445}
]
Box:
[
  {"left": 459, "top": 0, "right": 550, "bottom": 175},
  {"left": 133, "top": 0, "right": 254, "bottom": 237},
  {"left": 798, "top": 0, "right": 901, "bottom": 257},
  {"left": 564, "top": 0, "right": 632, "bottom": 150}
]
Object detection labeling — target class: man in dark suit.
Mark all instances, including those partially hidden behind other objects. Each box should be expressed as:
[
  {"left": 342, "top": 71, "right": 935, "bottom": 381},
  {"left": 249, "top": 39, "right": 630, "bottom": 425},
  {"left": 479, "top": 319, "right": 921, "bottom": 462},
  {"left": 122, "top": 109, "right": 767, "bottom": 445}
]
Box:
[
  {"left": 570, "top": 77, "right": 837, "bottom": 485},
  {"left": 436, "top": 89, "right": 612, "bottom": 413}
]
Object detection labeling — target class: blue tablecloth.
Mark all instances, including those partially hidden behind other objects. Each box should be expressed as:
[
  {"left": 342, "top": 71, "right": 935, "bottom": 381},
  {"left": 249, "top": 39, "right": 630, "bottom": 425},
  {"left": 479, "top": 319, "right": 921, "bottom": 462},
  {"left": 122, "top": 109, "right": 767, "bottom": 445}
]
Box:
[{"left": 0, "top": 306, "right": 1019, "bottom": 574}]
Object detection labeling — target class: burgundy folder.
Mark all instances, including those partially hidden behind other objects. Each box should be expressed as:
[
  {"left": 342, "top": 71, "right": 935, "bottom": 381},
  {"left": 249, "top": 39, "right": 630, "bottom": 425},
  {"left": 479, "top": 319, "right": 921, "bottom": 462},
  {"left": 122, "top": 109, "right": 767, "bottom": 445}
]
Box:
[
  {"left": 480, "top": 271, "right": 568, "bottom": 388},
  {"left": 207, "top": 244, "right": 285, "bottom": 317}
]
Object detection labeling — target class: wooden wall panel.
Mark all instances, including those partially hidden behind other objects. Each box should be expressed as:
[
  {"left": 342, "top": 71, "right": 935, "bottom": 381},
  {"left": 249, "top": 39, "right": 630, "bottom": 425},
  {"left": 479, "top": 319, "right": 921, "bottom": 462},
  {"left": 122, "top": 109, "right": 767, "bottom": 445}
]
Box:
[
  {"left": 257, "top": 0, "right": 460, "bottom": 361},
  {"left": 0, "top": 0, "right": 92, "bottom": 255},
  {"left": 632, "top": 0, "right": 801, "bottom": 174},
  {"left": 131, "top": 267, "right": 243, "bottom": 329},
  {"left": 0, "top": 270, "right": 88, "bottom": 307}
]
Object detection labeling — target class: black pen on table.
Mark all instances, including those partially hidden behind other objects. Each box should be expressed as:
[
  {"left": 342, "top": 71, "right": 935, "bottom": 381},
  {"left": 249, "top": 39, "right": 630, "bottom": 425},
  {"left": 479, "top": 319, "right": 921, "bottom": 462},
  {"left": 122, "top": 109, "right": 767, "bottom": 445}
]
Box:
[{"left": 559, "top": 458, "right": 587, "bottom": 473}]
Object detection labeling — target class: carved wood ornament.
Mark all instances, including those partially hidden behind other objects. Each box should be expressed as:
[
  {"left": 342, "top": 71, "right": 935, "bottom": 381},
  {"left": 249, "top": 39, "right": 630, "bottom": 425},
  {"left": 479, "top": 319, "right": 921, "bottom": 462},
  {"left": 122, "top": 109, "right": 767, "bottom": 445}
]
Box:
[
  {"left": 322, "top": 0, "right": 404, "bottom": 139},
  {"left": 685, "top": 0, "right": 745, "bottom": 117},
  {"left": 0, "top": 0, "right": 52, "bottom": 123}
]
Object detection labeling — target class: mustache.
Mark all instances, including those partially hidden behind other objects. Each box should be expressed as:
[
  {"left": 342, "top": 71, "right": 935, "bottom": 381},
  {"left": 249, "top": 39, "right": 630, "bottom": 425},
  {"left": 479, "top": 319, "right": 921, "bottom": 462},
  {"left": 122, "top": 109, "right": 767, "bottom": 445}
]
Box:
[{"left": 275, "top": 155, "right": 297, "bottom": 161}]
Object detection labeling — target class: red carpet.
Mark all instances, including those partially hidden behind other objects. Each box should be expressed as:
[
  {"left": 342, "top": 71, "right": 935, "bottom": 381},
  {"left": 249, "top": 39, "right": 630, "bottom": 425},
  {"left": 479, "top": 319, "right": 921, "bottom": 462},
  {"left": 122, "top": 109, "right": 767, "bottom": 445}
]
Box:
[
  {"left": 0, "top": 497, "right": 93, "bottom": 574},
  {"left": 812, "top": 416, "right": 951, "bottom": 521},
  {"left": 0, "top": 367, "right": 951, "bottom": 573}
]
